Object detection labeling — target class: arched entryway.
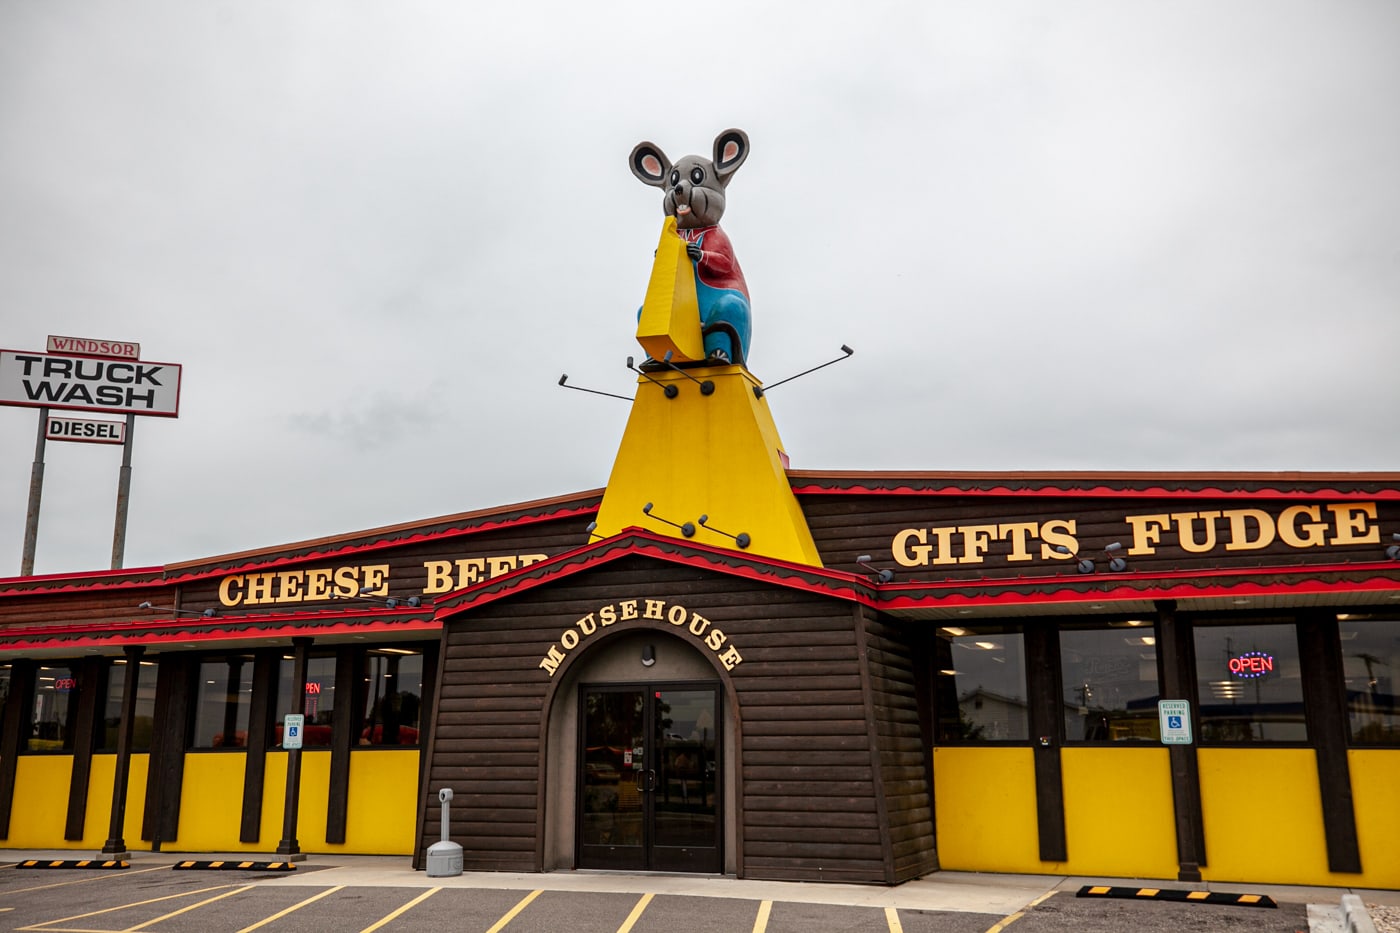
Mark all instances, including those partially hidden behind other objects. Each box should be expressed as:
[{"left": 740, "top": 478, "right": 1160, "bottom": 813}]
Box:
[{"left": 541, "top": 629, "right": 733, "bottom": 874}]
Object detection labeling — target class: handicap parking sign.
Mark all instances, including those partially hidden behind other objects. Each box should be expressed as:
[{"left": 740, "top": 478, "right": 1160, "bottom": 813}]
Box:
[{"left": 1158, "top": 700, "right": 1192, "bottom": 745}]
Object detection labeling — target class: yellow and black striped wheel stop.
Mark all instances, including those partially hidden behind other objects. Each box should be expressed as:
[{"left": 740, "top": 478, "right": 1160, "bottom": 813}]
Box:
[
  {"left": 1076, "top": 885, "right": 1276, "bottom": 908},
  {"left": 14, "top": 859, "right": 129, "bottom": 869},
  {"left": 173, "top": 860, "right": 297, "bottom": 871}
]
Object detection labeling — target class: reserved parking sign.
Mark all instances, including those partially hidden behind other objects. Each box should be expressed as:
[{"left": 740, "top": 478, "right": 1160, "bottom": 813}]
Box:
[
  {"left": 284, "top": 713, "right": 305, "bottom": 750},
  {"left": 1158, "top": 700, "right": 1192, "bottom": 745}
]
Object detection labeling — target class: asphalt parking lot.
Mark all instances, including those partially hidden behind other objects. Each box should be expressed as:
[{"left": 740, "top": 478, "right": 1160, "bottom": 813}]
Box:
[{"left": 0, "top": 857, "right": 1335, "bottom": 933}]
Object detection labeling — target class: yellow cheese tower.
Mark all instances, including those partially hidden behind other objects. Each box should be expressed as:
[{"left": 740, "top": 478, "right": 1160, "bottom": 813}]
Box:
[{"left": 593, "top": 363, "right": 823, "bottom": 568}]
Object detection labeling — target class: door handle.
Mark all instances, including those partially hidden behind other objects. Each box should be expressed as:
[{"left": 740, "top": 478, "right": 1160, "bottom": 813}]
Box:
[{"left": 647, "top": 769, "right": 657, "bottom": 791}]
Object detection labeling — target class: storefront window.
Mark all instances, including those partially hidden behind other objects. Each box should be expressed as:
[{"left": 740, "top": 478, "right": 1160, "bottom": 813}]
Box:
[
  {"left": 1340, "top": 615, "right": 1400, "bottom": 746},
  {"left": 934, "top": 626, "right": 1028, "bottom": 742},
  {"left": 100, "top": 658, "right": 157, "bottom": 752},
  {"left": 360, "top": 649, "right": 423, "bottom": 746},
  {"left": 193, "top": 656, "right": 254, "bottom": 748},
  {"left": 277, "top": 655, "right": 336, "bottom": 748},
  {"left": 1060, "top": 624, "right": 1161, "bottom": 741},
  {"left": 30, "top": 663, "right": 80, "bottom": 752},
  {"left": 1193, "top": 622, "right": 1306, "bottom": 742}
]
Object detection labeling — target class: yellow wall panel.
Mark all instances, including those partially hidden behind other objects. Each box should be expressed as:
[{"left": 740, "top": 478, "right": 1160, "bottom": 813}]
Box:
[
  {"left": 933, "top": 747, "right": 1041, "bottom": 872},
  {"left": 329, "top": 751, "right": 420, "bottom": 855},
  {"left": 170, "top": 753, "right": 257, "bottom": 852},
  {"left": 1347, "top": 750, "right": 1400, "bottom": 889},
  {"left": 6, "top": 756, "right": 74, "bottom": 848},
  {"left": 1058, "top": 747, "right": 1177, "bottom": 879},
  {"left": 1199, "top": 748, "right": 1329, "bottom": 885}
]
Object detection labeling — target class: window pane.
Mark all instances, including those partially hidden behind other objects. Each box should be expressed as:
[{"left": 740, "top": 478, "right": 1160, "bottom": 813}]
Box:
[
  {"left": 360, "top": 650, "right": 423, "bottom": 746},
  {"left": 192, "top": 657, "right": 254, "bottom": 748},
  {"left": 1194, "top": 623, "right": 1306, "bottom": 742},
  {"left": 30, "top": 664, "right": 79, "bottom": 752},
  {"left": 1060, "top": 626, "right": 1162, "bottom": 741},
  {"left": 934, "top": 626, "right": 1028, "bottom": 742},
  {"left": 277, "top": 655, "right": 336, "bottom": 748},
  {"left": 100, "top": 658, "right": 158, "bottom": 752},
  {"left": 1340, "top": 616, "right": 1400, "bottom": 745}
]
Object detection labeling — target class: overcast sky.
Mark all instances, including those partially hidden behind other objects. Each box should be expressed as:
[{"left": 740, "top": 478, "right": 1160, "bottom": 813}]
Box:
[{"left": 1, "top": 2, "right": 1397, "bottom": 577}]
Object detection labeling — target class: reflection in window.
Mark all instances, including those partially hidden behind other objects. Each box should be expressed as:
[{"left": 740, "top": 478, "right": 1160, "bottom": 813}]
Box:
[
  {"left": 277, "top": 655, "right": 337, "bottom": 748},
  {"left": 1193, "top": 622, "right": 1306, "bottom": 742},
  {"left": 1060, "top": 625, "right": 1161, "bottom": 741},
  {"left": 30, "top": 664, "right": 80, "bottom": 752},
  {"left": 100, "top": 658, "right": 158, "bottom": 752},
  {"left": 360, "top": 650, "right": 423, "bottom": 746},
  {"left": 1340, "top": 615, "right": 1400, "bottom": 746},
  {"left": 934, "top": 626, "right": 1028, "bottom": 742},
  {"left": 193, "top": 656, "right": 254, "bottom": 748}
]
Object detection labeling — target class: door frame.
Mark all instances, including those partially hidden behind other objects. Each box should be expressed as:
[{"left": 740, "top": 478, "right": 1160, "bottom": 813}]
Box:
[{"left": 575, "top": 680, "right": 723, "bottom": 872}]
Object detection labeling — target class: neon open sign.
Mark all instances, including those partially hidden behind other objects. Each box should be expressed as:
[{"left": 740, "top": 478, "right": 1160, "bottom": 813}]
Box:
[{"left": 1229, "top": 651, "right": 1274, "bottom": 678}]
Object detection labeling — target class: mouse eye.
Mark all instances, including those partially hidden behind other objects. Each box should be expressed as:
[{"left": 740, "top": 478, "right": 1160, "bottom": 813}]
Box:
[
  {"left": 690, "top": 167, "right": 705, "bottom": 185},
  {"left": 669, "top": 169, "right": 680, "bottom": 186}
]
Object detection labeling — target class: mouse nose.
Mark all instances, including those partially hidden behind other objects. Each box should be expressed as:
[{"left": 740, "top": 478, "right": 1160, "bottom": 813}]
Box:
[{"left": 672, "top": 182, "right": 686, "bottom": 197}]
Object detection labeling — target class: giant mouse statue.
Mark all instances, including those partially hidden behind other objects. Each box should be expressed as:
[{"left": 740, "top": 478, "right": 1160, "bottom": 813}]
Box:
[{"left": 631, "top": 129, "right": 752, "bottom": 365}]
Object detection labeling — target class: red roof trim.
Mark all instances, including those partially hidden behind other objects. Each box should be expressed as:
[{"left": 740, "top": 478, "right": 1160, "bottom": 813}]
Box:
[
  {"left": 790, "top": 481, "right": 1400, "bottom": 501},
  {"left": 430, "top": 530, "right": 878, "bottom": 616},
  {"left": 159, "top": 503, "right": 599, "bottom": 585}
]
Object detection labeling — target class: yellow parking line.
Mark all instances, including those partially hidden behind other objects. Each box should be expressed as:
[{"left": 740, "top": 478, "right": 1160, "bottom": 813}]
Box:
[
  {"left": 359, "top": 887, "right": 440, "bottom": 933},
  {"left": 981, "top": 890, "right": 1056, "bottom": 933},
  {"left": 885, "top": 905, "right": 904, "bottom": 933},
  {"left": 15, "top": 884, "right": 233, "bottom": 930},
  {"left": 1, "top": 864, "right": 170, "bottom": 897},
  {"left": 752, "top": 899, "right": 772, "bottom": 933},
  {"left": 236, "top": 885, "right": 344, "bottom": 932},
  {"left": 123, "top": 885, "right": 254, "bottom": 930},
  {"left": 616, "top": 892, "right": 653, "bottom": 933},
  {"left": 485, "top": 890, "right": 542, "bottom": 933}
]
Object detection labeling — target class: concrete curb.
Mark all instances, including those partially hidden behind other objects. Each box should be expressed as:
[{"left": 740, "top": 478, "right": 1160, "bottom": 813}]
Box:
[{"left": 1342, "top": 894, "right": 1379, "bottom": 933}]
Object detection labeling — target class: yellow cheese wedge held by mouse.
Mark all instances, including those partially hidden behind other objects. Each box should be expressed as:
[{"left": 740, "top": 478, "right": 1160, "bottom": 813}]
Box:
[{"left": 637, "top": 215, "right": 705, "bottom": 363}]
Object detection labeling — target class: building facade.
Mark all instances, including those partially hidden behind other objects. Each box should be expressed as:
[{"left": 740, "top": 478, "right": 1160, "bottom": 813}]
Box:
[{"left": 1, "top": 465, "right": 1398, "bottom": 888}]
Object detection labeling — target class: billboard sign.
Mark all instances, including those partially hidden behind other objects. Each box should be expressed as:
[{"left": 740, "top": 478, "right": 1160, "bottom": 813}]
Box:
[
  {"left": 0, "top": 350, "right": 181, "bottom": 417},
  {"left": 45, "top": 414, "right": 127, "bottom": 445}
]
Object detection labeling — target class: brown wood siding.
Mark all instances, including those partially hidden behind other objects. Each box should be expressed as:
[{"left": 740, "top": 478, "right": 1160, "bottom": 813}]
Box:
[
  {"left": 862, "top": 608, "right": 939, "bottom": 882},
  {"left": 799, "top": 494, "right": 1400, "bottom": 580},
  {"left": 0, "top": 587, "right": 175, "bottom": 630},
  {"left": 422, "top": 557, "right": 893, "bottom": 883}
]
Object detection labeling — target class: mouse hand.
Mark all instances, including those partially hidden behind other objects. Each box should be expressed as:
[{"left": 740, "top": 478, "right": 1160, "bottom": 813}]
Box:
[{"left": 686, "top": 243, "right": 703, "bottom": 263}]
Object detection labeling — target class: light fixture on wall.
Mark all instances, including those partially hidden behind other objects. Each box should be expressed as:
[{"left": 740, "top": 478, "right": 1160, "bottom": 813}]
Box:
[
  {"left": 1104, "top": 542, "right": 1127, "bottom": 572},
  {"left": 1386, "top": 533, "right": 1400, "bottom": 560},
  {"left": 697, "top": 514, "right": 751, "bottom": 549},
  {"left": 557, "top": 373, "right": 632, "bottom": 402},
  {"left": 751, "top": 345, "right": 853, "bottom": 399},
  {"left": 641, "top": 645, "right": 656, "bottom": 667},
  {"left": 660, "top": 351, "right": 715, "bottom": 396},
  {"left": 355, "top": 586, "right": 424, "bottom": 609},
  {"left": 137, "top": 601, "right": 216, "bottom": 618},
  {"left": 626, "top": 357, "right": 679, "bottom": 398},
  {"left": 855, "top": 555, "right": 894, "bottom": 583},
  {"left": 642, "top": 502, "right": 696, "bottom": 537}
]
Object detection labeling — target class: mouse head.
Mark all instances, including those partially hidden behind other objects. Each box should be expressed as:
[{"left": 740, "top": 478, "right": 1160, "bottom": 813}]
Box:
[{"left": 630, "top": 129, "right": 749, "bottom": 229}]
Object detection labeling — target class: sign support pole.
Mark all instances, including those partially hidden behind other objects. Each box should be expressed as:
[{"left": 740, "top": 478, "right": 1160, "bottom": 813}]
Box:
[
  {"left": 20, "top": 407, "right": 49, "bottom": 576},
  {"left": 110, "top": 414, "right": 136, "bottom": 570}
]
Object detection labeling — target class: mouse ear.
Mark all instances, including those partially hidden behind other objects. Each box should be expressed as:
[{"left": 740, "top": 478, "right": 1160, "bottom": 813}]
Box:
[
  {"left": 630, "top": 142, "right": 671, "bottom": 187},
  {"left": 713, "top": 129, "right": 749, "bottom": 181}
]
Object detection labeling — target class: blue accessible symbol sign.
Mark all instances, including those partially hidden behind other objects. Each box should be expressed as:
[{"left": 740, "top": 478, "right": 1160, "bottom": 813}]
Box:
[
  {"left": 1158, "top": 700, "right": 1192, "bottom": 745},
  {"left": 284, "top": 713, "right": 305, "bottom": 750}
]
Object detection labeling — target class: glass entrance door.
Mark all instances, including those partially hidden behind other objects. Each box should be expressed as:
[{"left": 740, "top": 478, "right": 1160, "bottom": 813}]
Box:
[{"left": 578, "top": 683, "right": 720, "bottom": 872}]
